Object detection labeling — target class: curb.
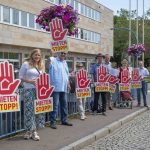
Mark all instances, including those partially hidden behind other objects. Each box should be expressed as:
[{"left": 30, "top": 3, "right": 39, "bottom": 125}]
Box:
[{"left": 60, "top": 107, "right": 148, "bottom": 150}]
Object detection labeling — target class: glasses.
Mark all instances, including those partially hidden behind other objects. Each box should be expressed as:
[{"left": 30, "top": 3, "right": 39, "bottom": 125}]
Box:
[{"left": 61, "top": 52, "right": 67, "bottom": 55}]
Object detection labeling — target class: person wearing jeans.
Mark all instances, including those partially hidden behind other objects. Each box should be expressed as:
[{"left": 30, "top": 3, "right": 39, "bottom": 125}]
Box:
[
  {"left": 137, "top": 61, "right": 149, "bottom": 107},
  {"left": 90, "top": 53, "right": 107, "bottom": 115},
  {"left": 49, "top": 52, "right": 73, "bottom": 129}
]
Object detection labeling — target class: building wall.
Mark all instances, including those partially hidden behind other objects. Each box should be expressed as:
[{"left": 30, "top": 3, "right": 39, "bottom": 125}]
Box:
[{"left": 0, "top": 0, "right": 113, "bottom": 72}]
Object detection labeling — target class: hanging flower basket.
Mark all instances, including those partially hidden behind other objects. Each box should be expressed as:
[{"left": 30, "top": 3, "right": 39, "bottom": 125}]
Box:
[
  {"left": 36, "top": 4, "right": 80, "bottom": 36},
  {"left": 128, "top": 44, "right": 146, "bottom": 57}
]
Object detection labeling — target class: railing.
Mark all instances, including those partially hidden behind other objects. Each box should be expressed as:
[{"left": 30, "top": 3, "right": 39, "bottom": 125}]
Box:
[{"left": 0, "top": 88, "right": 94, "bottom": 139}]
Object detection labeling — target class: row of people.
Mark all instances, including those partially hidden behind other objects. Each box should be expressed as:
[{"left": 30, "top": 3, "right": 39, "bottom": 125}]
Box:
[{"left": 19, "top": 49, "right": 149, "bottom": 141}]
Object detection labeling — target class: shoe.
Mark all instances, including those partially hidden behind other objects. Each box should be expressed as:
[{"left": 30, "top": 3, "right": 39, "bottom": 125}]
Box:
[
  {"left": 109, "top": 106, "right": 113, "bottom": 110},
  {"left": 24, "top": 131, "right": 32, "bottom": 140},
  {"left": 144, "top": 104, "right": 148, "bottom": 107},
  {"left": 50, "top": 123, "right": 57, "bottom": 129},
  {"left": 102, "top": 112, "right": 107, "bottom": 116},
  {"left": 31, "top": 131, "right": 40, "bottom": 141},
  {"left": 136, "top": 104, "right": 141, "bottom": 107},
  {"left": 80, "top": 115, "right": 85, "bottom": 120},
  {"left": 97, "top": 110, "right": 101, "bottom": 114},
  {"left": 91, "top": 111, "right": 97, "bottom": 115},
  {"left": 62, "top": 122, "right": 73, "bottom": 126}
]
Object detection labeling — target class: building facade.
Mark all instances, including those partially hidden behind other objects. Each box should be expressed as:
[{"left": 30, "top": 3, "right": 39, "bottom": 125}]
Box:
[{"left": 0, "top": 0, "right": 113, "bottom": 75}]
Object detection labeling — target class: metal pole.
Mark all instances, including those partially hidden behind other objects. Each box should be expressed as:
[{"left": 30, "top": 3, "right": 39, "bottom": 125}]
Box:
[
  {"left": 129, "top": 0, "right": 131, "bottom": 47},
  {"left": 136, "top": 0, "right": 139, "bottom": 44},
  {"left": 142, "top": 0, "right": 145, "bottom": 63},
  {"left": 110, "top": 28, "right": 137, "bottom": 45},
  {"left": 136, "top": 0, "right": 139, "bottom": 67},
  {"left": 129, "top": 0, "right": 132, "bottom": 65}
]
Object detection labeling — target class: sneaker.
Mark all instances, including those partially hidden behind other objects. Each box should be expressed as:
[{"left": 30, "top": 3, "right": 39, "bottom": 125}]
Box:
[
  {"left": 136, "top": 104, "right": 141, "bottom": 107},
  {"left": 24, "top": 131, "right": 32, "bottom": 140},
  {"left": 62, "top": 122, "right": 73, "bottom": 126},
  {"left": 50, "top": 123, "right": 57, "bottom": 129},
  {"left": 80, "top": 115, "right": 85, "bottom": 120},
  {"left": 31, "top": 131, "right": 40, "bottom": 141},
  {"left": 109, "top": 106, "right": 113, "bottom": 110},
  {"left": 97, "top": 110, "right": 101, "bottom": 114},
  {"left": 102, "top": 112, "right": 107, "bottom": 116}
]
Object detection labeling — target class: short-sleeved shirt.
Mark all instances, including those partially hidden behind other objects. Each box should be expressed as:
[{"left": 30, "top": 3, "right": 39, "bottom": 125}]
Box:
[
  {"left": 138, "top": 67, "right": 149, "bottom": 79},
  {"left": 19, "top": 62, "right": 42, "bottom": 89},
  {"left": 104, "top": 62, "right": 111, "bottom": 74},
  {"left": 90, "top": 63, "right": 102, "bottom": 82},
  {"left": 49, "top": 57, "right": 69, "bottom": 92}
]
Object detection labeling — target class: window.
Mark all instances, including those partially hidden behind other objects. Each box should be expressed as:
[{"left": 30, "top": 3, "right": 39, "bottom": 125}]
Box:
[
  {"left": 29, "top": 13, "right": 34, "bottom": 28},
  {"left": 3, "top": 6, "right": 10, "bottom": 23},
  {"left": 81, "top": 4, "right": 84, "bottom": 14},
  {"left": 85, "top": 6, "right": 87, "bottom": 16},
  {"left": 36, "top": 23, "right": 41, "bottom": 30},
  {"left": 97, "top": 34, "right": 101, "bottom": 43},
  {"left": 74, "top": 1, "right": 78, "bottom": 11},
  {"left": 0, "top": 52, "right": 3, "bottom": 58},
  {"left": 0, "top": 6, "right": 1, "bottom": 21},
  {"left": 9, "top": 53, "right": 19, "bottom": 59},
  {"left": 83, "top": 30, "right": 88, "bottom": 40},
  {"left": 88, "top": 8, "right": 91, "bottom": 18},
  {"left": 70, "top": 0, "right": 74, "bottom": 7},
  {"left": 21, "top": 11, "right": 27, "bottom": 27},
  {"left": 92, "top": 9, "right": 94, "bottom": 19},
  {"left": 12, "top": 9, "right": 19, "bottom": 25},
  {"left": 80, "top": 29, "right": 83, "bottom": 39},
  {"left": 87, "top": 31, "right": 91, "bottom": 41}
]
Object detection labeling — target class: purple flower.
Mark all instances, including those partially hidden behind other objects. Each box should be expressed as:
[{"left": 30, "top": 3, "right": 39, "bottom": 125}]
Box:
[
  {"left": 36, "top": 4, "right": 80, "bottom": 36},
  {"left": 128, "top": 44, "right": 146, "bottom": 56}
]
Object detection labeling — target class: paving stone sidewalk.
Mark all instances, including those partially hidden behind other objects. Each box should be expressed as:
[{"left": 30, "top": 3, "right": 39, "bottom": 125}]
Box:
[{"left": 82, "top": 110, "right": 150, "bottom": 150}]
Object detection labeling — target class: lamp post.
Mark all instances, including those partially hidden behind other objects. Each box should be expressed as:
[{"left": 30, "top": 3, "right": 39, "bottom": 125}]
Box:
[
  {"left": 110, "top": 27, "right": 138, "bottom": 45},
  {"left": 110, "top": 27, "right": 138, "bottom": 67}
]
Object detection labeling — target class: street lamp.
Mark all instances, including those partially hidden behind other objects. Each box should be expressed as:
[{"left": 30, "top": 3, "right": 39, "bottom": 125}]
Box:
[{"left": 110, "top": 27, "right": 138, "bottom": 45}]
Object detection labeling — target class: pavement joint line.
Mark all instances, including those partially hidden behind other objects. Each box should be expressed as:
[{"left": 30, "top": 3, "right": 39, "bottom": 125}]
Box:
[{"left": 60, "top": 107, "right": 148, "bottom": 150}]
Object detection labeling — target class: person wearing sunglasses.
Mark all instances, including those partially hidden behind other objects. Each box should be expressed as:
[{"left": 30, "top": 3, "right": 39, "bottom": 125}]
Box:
[{"left": 49, "top": 51, "right": 73, "bottom": 129}]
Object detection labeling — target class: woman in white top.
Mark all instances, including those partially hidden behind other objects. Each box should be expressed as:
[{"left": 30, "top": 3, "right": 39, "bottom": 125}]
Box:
[{"left": 19, "top": 49, "right": 45, "bottom": 141}]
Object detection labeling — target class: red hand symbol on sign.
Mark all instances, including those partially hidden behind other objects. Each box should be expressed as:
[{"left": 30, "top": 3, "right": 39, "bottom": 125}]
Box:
[
  {"left": 108, "top": 75, "right": 120, "bottom": 84},
  {"left": 132, "top": 68, "right": 142, "bottom": 81},
  {"left": 97, "top": 65, "right": 110, "bottom": 82},
  {"left": 77, "top": 69, "right": 90, "bottom": 88},
  {"left": 37, "top": 73, "right": 54, "bottom": 100},
  {"left": 0, "top": 61, "right": 21, "bottom": 95},
  {"left": 121, "top": 69, "right": 130, "bottom": 83},
  {"left": 50, "top": 18, "right": 68, "bottom": 41}
]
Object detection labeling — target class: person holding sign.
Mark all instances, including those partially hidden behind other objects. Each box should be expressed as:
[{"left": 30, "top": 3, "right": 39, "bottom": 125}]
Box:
[
  {"left": 76, "top": 63, "right": 90, "bottom": 120},
  {"left": 137, "top": 61, "right": 149, "bottom": 107},
  {"left": 19, "top": 49, "right": 45, "bottom": 141},
  {"left": 49, "top": 52, "right": 73, "bottom": 129},
  {"left": 104, "top": 54, "right": 113, "bottom": 110},
  {"left": 90, "top": 53, "right": 107, "bottom": 116},
  {"left": 119, "top": 59, "right": 133, "bottom": 101}
]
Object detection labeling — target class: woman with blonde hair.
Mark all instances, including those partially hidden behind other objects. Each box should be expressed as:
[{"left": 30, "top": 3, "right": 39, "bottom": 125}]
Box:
[{"left": 19, "top": 49, "right": 45, "bottom": 141}]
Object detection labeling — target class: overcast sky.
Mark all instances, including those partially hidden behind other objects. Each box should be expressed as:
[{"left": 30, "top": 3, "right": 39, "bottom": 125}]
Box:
[{"left": 98, "top": 0, "right": 150, "bottom": 16}]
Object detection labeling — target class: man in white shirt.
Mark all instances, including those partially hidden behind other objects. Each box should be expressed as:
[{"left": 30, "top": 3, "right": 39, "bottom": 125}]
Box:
[
  {"left": 137, "top": 61, "right": 149, "bottom": 107},
  {"left": 104, "top": 54, "right": 113, "bottom": 110}
]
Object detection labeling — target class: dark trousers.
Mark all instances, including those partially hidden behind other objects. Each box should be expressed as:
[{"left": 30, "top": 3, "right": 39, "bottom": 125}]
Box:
[{"left": 93, "top": 89, "right": 107, "bottom": 112}]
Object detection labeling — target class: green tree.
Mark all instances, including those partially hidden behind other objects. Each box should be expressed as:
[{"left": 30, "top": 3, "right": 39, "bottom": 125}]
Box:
[{"left": 113, "top": 8, "right": 150, "bottom": 67}]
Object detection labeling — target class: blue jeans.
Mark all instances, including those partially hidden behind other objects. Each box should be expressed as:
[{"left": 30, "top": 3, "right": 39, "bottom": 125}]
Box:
[
  {"left": 137, "top": 80, "right": 147, "bottom": 105},
  {"left": 50, "top": 92, "right": 68, "bottom": 124}
]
